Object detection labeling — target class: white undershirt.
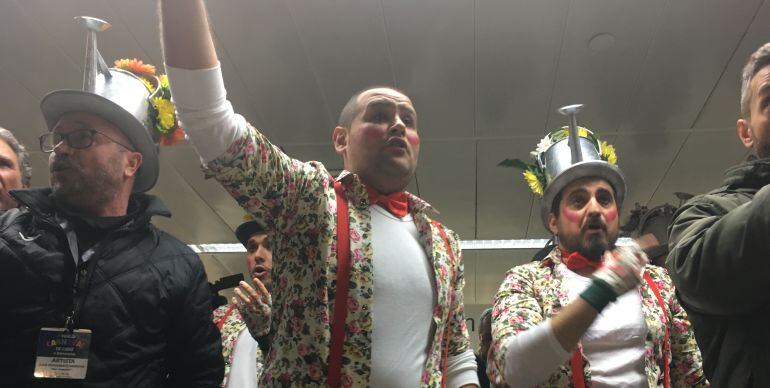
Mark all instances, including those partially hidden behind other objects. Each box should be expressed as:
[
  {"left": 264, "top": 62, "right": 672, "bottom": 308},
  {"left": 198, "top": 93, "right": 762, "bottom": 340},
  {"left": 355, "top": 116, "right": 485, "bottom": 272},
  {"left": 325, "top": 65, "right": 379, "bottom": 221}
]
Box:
[
  {"left": 165, "top": 64, "right": 478, "bottom": 387},
  {"left": 504, "top": 264, "right": 647, "bottom": 387},
  {"left": 370, "top": 205, "right": 478, "bottom": 388},
  {"left": 225, "top": 329, "right": 259, "bottom": 388},
  {"left": 370, "top": 205, "right": 434, "bottom": 386}
]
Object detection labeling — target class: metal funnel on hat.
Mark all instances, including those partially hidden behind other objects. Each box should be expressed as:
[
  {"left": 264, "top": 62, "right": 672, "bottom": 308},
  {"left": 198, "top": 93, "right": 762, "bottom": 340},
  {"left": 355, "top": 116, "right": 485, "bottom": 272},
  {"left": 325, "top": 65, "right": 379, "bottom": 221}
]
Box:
[
  {"left": 40, "top": 16, "right": 160, "bottom": 193},
  {"left": 536, "top": 104, "right": 626, "bottom": 227}
]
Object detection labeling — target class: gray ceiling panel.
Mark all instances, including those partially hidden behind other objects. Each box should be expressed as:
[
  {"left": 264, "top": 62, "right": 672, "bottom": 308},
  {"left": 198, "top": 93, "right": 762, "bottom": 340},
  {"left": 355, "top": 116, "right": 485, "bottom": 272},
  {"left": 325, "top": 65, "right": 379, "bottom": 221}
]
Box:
[
  {"left": 0, "top": 66, "right": 48, "bottom": 146},
  {"left": 650, "top": 129, "right": 747, "bottom": 205},
  {"left": 475, "top": 0, "right": 568, "bottom": 137},
  {"left": 285, "top": 0, "right": 395, "bottom": 123},
  {"left": 205, "top": 0, "right": 331, "bottom": 144},
  {"left": 476, "top": 137, "right": 539, "bottom": 239},
  {"left": 382, "top": 0, "right": 475, "bottom": 139},
  {"left": 612, "top": 131, "right": 689, "bottom": 209},
  {"left": 694, "top": 1, "right": 770, "bottom": 129},
  {"left": 0, "top": 0, "right": 79, "bottom": 98},
  {"left": 545, "top": 0, "right": 665, "bottom": 132},
  {"left": 619, "top": 0, "right": 764, "bottom": 132}
]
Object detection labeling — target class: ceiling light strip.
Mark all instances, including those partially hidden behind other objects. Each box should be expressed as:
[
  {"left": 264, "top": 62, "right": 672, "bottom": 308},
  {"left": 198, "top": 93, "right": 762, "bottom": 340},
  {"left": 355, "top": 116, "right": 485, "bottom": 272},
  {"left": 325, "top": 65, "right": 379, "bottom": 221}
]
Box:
[{"left": 188, "top": 237, "right": 635, "bottom": 253}]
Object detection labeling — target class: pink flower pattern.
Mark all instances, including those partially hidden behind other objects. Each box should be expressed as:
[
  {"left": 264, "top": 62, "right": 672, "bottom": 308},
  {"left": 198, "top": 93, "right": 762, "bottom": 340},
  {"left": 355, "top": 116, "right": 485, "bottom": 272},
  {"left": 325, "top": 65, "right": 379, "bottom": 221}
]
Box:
[
  {"left": 488, "top": 249, "right": 709, "bottom": 387},
  {"left": 205, "top": 124, "right": 471, "bottom": 387}
]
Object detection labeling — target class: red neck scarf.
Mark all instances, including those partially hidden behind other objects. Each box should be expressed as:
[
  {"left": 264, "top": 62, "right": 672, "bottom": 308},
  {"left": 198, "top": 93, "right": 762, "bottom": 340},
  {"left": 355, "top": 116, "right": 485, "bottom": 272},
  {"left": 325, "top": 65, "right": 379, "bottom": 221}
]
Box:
[
  {"left": 560, "top": 249, "right": 602, "bottom": 272},
  {"left": 366, "top": 186, "right": 409, "bottom": 218}
]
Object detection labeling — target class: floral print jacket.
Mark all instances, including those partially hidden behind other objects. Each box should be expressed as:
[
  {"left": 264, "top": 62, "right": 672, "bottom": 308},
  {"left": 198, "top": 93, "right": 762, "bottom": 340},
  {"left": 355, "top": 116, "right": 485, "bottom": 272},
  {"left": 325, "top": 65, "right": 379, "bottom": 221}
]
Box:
[
  {"left": 212, "top": 304, "right": 265, "bottom": 387},
  {"left": 489, "top": 249, "right": 708, "bottom": 387},
  {"left": 205, "top": 124, "right": 471, "bottom": 387}
]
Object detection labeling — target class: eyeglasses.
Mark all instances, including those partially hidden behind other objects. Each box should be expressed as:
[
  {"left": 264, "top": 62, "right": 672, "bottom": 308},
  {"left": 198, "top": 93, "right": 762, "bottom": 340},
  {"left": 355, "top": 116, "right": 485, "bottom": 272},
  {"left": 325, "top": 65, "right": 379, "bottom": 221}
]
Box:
[{"left": 39, "top": 129, "right": 134, "bottom": 153}]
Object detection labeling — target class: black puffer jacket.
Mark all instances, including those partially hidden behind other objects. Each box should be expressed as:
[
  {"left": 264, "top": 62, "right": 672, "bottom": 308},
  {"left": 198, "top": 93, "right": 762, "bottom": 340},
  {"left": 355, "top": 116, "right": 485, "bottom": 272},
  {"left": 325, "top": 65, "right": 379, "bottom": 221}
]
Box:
[
  {"left": 668, "top": 157, "right": 770, "bottom": 388},
  {"left": 0, "top": 188, "right": 223, "bottom": 387}
]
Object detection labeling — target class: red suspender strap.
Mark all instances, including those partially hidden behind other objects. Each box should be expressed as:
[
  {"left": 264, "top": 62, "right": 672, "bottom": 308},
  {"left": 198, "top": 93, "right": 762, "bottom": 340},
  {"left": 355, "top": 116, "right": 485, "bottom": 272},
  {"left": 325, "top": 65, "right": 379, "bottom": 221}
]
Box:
[
  {"left": 328, "top": 181, "right": 351, "bottom": 387},
  {"left": 433, "top": 221, "right": 457, "bottom": 388},
  {"left": 569, "top": 273, "right": 671, "bottom": 388},
  {"left": 217, "top": 304, "right": 238, "bottom": 331},
  {"left": 644, "top": 271, "right": 671, "bottom": 388},
  {"left": 570, "top": 350, "right": 587, "bottom": 388}
]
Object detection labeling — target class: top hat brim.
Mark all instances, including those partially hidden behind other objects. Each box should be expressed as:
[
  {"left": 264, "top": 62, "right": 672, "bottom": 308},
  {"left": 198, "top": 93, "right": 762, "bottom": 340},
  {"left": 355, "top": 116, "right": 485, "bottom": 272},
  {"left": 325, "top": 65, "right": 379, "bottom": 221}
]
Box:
[
  {"left": 235, "top": 220, "right": 267, "bottom": 247},
  {"left": 40, "top": 89, "right": 159, "bottom": 193},
  {"left": 540, "top": 160, "right": 626, "bottom": 228}
]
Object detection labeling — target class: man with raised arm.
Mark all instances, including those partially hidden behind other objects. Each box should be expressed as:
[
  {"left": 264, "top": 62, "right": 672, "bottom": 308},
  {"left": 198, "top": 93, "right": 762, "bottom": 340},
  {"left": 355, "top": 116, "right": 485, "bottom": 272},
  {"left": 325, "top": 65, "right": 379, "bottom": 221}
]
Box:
[{"left": 159, "top": 1, "right": 477, "bottom": 386}]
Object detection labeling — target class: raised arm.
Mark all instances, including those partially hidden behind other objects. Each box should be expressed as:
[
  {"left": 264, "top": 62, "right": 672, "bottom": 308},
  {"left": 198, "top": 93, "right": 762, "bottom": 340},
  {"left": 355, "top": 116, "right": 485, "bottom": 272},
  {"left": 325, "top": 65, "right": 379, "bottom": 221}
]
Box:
[
  {"left": 159, "top": 0, "right": 218, "bottom": 70},
  {"left": 158, "top": 0, "right": 330, "bottom": 233}
]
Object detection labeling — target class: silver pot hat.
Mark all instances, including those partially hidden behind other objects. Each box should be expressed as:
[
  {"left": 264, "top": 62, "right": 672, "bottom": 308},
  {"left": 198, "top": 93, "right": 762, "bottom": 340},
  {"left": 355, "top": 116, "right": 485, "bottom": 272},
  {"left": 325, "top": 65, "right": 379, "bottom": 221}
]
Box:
[
  {"left": 40, "top": 17, "right": 159, "bottom": 193},
  {"left": 501, "top": 104, "right": 626, "bottom": 228}
]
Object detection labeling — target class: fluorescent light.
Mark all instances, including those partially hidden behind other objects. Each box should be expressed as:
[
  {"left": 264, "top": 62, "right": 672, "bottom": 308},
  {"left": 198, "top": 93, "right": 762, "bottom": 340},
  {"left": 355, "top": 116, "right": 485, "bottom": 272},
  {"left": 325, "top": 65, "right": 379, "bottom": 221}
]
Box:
[
  {"left": 189, "top": 243, "right": 245, "bottom": 253},
  {"left": 188, "top": 237, "right": 635, "bottom": 253}
]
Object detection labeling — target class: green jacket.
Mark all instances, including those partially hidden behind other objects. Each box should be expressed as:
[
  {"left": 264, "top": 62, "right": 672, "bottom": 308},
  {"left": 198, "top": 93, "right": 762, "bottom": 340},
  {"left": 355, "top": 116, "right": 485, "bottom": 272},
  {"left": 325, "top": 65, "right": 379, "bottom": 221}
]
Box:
[{"left": 667, "top": 156, "right": 770, "bottom": 388}]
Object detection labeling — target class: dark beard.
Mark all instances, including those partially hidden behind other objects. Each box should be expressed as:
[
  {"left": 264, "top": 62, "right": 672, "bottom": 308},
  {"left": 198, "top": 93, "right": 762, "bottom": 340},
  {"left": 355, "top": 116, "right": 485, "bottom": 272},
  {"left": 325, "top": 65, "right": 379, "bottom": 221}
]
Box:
[
  {"left": 579, "top": 234, "right": 610, "bottom": 261},
  {"left": 50, "top": 155, "right": 123, "bottom": 214},
  {"left": 559, "top": 231, "right": 617, "bottom": 262}
]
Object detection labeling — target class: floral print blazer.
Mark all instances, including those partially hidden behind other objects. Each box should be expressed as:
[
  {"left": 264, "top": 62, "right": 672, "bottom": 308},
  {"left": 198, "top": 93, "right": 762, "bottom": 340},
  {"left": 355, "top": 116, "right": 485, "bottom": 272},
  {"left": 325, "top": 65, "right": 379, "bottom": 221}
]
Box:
[
  {"left": 488, "top": 249, "right": 708, "bottom": 387},
  {"left": 212, "top": 304, "right": 265, "bottom": 387},
  {"left": 205, "top": 124, "right": 471, "bottom": 387}
]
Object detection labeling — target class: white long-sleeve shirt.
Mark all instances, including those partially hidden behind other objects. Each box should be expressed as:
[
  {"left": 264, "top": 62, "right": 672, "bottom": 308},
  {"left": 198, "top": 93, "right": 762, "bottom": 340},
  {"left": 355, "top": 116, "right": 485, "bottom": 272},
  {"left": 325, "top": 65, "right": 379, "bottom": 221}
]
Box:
[{"left": 166, "top": 63, "right": 478, "bottom": 387}]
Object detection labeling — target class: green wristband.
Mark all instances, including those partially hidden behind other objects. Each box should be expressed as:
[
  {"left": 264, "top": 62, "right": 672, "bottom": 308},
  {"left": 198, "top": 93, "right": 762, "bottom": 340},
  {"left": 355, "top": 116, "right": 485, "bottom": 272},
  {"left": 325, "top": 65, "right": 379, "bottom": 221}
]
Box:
[{"left": 579, "top": 278, "right": 618, "bottom": 312}]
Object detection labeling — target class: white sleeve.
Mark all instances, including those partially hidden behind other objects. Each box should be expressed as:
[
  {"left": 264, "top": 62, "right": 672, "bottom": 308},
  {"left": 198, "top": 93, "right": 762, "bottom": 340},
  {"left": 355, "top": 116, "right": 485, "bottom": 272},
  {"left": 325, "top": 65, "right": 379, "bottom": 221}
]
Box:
[
  {"left": 503, "top": 319, "right": 571, "bottom": 387},
  {"left": 445, "top": 349, "right": 480, "bottom": 388},
  {"left": 165, "top": 63, "right": 247, "bottom": 163}
]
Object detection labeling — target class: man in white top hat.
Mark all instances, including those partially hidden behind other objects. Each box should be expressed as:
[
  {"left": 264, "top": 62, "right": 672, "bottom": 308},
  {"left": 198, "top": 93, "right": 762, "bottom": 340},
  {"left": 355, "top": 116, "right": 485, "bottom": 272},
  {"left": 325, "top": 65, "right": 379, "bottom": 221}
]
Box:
[
  {"left": 488, "top": 107, "right": 707, "bottom": 387},
  {"left": 0, "top": 16, "right": 222, "bottom": 387}
]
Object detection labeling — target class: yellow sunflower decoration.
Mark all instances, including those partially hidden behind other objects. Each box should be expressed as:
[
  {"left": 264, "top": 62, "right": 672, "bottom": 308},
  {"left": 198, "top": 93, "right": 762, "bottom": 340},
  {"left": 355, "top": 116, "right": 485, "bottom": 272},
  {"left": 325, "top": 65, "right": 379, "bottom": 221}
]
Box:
[
  {"left": 523, "top": 169, "right": 544, "bottom": 196},
  {"left": 499, "top": 126, "right": 618, "bottom": 197},
  {"left": 114, "top": 58, "right": 186, "bottom": 146}
]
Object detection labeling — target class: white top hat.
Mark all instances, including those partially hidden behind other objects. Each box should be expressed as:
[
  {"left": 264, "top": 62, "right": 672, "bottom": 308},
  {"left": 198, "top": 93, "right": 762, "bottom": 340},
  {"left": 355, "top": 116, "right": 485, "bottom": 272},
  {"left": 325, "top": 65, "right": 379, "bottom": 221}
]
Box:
[{"left": 40, "top": 17, "right": 159, "bottom": 193}]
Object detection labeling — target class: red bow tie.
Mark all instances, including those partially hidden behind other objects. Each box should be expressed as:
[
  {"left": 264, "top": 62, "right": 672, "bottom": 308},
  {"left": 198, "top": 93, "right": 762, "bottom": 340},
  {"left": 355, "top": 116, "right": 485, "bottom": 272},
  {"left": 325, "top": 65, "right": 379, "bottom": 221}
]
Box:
[
  {"left": 561, "top": 249, "right": 602, "bottom": 272},
  {"left": 366, "top": 187, "right": 409, "bottom": 218}
]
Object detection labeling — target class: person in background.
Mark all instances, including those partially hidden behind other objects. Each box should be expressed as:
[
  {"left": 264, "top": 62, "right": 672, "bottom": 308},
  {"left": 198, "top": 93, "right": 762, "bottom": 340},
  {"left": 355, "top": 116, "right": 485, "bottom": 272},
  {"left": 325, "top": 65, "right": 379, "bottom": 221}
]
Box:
[
  {"left": 213, "top": 219, "right": 274, "bottom": 388},
  {"left": 0, "top": 127, "right": 32, "bottom": 209},
  {"left": 668, "top": 42, "right": 770, "bottom": 387}
]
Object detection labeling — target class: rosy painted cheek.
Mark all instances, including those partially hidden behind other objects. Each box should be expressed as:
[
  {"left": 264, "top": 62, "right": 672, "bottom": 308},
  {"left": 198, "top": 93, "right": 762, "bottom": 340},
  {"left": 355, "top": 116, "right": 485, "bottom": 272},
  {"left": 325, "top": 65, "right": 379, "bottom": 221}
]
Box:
[
  {"left": 561, "top": 208, "right": 582, "bottom": 223},
  {"left": 406, "top": 132, "right": 420, "bottom": 146},
  {"left": 360, "top": 125, "right": 387, "bottom": 139},
  {"left": 604, "top": 209, "right": 618, "bottom": 222}
]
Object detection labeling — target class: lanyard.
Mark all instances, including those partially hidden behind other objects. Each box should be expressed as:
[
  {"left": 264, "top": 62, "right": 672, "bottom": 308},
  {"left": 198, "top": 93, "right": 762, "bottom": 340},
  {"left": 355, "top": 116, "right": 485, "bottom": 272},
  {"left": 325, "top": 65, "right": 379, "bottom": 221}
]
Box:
[
  {"left": 570, "top": 271, "right": 670, "bottom": 388},
  {"left": 59, "top": 218, "right": 99, "bottom": 332}
]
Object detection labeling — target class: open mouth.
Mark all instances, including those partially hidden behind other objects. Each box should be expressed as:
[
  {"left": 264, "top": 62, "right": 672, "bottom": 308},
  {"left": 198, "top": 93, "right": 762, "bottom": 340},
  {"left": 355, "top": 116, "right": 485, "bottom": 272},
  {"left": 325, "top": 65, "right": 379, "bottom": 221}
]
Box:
[
  {"left": 583, "top": 220, "right": 606, "bottom": 235},
  {"left": 252, "top": 265, "right": 269, "bottom": 279},
  {"left": 385, "top": 137, "right": 408, "bottom": 150}
]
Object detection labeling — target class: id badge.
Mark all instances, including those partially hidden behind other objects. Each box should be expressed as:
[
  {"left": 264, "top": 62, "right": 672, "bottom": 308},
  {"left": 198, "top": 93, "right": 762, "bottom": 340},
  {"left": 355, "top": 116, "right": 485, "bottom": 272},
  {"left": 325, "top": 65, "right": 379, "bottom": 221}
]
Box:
[{"left": 34, "top": 327, "right": 91, "bottom": 379}]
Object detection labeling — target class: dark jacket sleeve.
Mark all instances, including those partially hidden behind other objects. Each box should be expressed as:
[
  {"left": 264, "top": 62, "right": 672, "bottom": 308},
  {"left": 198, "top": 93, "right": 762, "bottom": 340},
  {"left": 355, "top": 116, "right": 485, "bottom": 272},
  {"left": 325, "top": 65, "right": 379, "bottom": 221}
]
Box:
[
  {"left": 166, "top": 246, "right": 224, "bottom": 387},
  {"left": 667, "top": 184, "right": 770, "bottom": 315}
]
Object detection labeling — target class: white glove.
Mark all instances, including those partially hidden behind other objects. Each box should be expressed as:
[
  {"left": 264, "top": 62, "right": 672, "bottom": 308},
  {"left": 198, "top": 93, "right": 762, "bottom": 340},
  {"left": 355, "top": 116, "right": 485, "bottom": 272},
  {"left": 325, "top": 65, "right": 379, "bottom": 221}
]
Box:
[{"left": 592, "top": 243, "right": 648, "bottom": 296}]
